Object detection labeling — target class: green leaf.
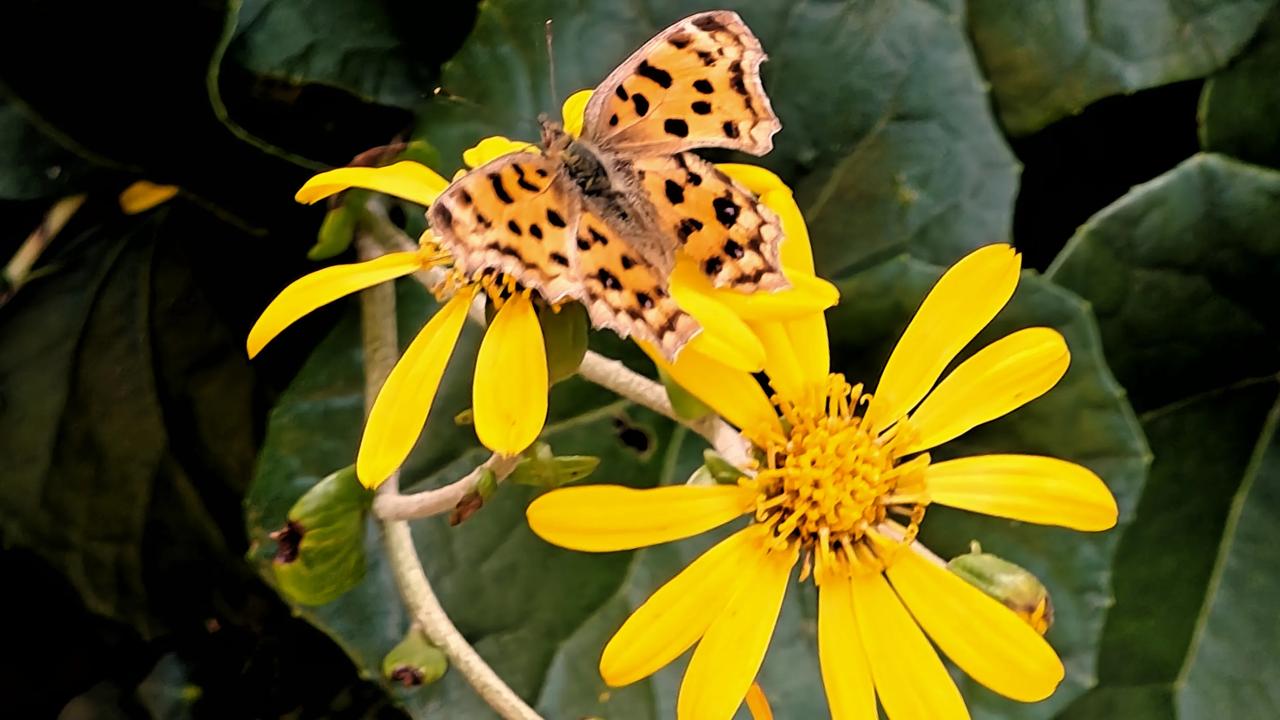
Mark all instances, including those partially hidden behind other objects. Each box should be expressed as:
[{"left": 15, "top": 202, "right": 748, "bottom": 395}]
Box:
[
  {"left": 0, "top": 100, "right": 96, "bottom": 200},
  {"left": 968, "top": 0, "right": 1277, "bottom": 135},
  {"left": 248, "top": 249, "right": 1146, "bottom": 717},
  {"left": 226, "top": 0, "right": 445, "bottom": 108},
  {"left": 414, "top": 0, "right": 1017, "bottom": 274},
  {"left": 1048, "top": 153, "right": 1280, "bottom": 718},
  {"left": 0, "top": 202, "right": 260, "bottom": 634},
  {"left": 1200, "top": 6, "right": 1280, "bottom": 169}
]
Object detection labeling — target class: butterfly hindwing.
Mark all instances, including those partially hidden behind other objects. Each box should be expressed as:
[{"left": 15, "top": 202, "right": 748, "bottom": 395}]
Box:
[
  {"left": 582, "top": 10, "right": 781, "bottom": 156},
  {"left": 568, "top": 210, "right": 699, "bottom": 359},
  {"left": 632, "top": 152, "right": 787, "bottom": 291},
  {"left": 428, "top": 153, "right": 581, "bottom": 304}
]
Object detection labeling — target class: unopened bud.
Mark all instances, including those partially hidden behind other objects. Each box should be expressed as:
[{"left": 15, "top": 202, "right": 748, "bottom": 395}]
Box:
[
  {"left": 703, "top": 450, "right": 745, "bottom": 484},
  {"left": 949, "top": 543, "right": 1054, "bottom": 634},
  {"left": 507, "top": 442, "right": 600, "bottom": 489},
  {"left": 308, "top": 203, "right": 358, "bottom": 260},
  {"left": 382, "top": 629, "right": 447, "bottom": 687},
  {"left": 271, "top": 466, "right": 372, "bottom": 606}
]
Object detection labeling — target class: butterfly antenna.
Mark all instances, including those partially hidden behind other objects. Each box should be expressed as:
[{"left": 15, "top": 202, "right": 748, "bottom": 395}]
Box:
[{"left": 545, "top": 19, "right": 558, "bottom": 104}]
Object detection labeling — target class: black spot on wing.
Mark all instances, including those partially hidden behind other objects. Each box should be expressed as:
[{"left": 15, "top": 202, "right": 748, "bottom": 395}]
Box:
[
  {"left": 687, "top": 171, "right": 702, "bottom": 186},
  {"left": 615, "top": 85, "right": 629, "bottom": 100},
  {"left": 529, "top": 223, "right": 543, "bottom": 239},
  {"left": 713, "top": 195, "right": 739, "bottom": 227},
  {"left": 507, "top": 220, "right": 522, "bottom": 236},
  {"left": 609, "top": 114, "right": 619, "bottom": 126},
  {"left": 577, "top": 237, "right": 590, "bottom": 250},
  {"left": 488, "top": 172, "right": 514, "bottom": 204},
  {"left": 664, "top": 179, "right": 685, "bottom": 205},
  {"left": 551, "top": 252, "right": 569, "bottom": 266},
  {"left": 512, "top": 164, "right": 540, "bottom": 192},
  {"left": 459, "top": 190, "right": 473, "bottom": 205},
  {"left": 434, "top": 205, "right": 453, "bottom": 228},
  {"left": 729, "top": 60, "right": 747, "bottom": 95},
  {"left": 588, "top": 228, "right": 609, "bottom": 245},
  {"left": 677, "top": 217, "right": 703, "bottom": 242},
  {"left": 635, "top": 291, "right": 654, "bottom": 309},
  {"left": 636, "top": 60, "right": 673, "bottom": 89},
  {"left": 632, "top": 93, "right": 650, "bottom": 116},
  {"left": 691, "top": 101, "right": 712, "bottom": 115},
  {"left": 696, "top": 49, "right": 715, "bottom": 66},
  {"left": 724, "top": 239, "right": 744, "bottom": 259},
  {"left": 704, "top": 256, "right": 724, "bottom": 276},
  {"left": 692, "top": 15, "right": 727, "bottom": 32},
  {"left": 597, "top": 269, "right": 622, "bottom": 291},
  {"left": 668, "top": 33, "right": 692, "bottom": 49},
  {"left": 620, "top": 255, "right": 635, "bottom": 270},
  {"left": 723, "top": 121, "right": 740, "bottom": 139},
  {"left": 664, "top": 119, "right": 689, "bottom": 138},
  {"left": 546, "top": 209, "right": 566, "bottom": 227},
  {"left": 693, "top": 79, "right": 713, "bottom": 94}
]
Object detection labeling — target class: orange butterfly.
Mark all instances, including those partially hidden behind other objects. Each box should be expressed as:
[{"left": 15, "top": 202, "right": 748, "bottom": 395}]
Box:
[{"left": 429, "top": 10, "right": 787, "bottom": 360}]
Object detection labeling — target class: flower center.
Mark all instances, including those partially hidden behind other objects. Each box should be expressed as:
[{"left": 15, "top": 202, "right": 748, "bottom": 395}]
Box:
[{"left": 743, "top": 374, "right": 929, "bottom": 583}]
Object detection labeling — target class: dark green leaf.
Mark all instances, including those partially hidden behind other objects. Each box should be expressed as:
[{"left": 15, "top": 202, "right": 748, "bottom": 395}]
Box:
[
  {"left": 414, "top": 0, "right": 1017, "bottom": 274},
  {"left": 1200, "top": 6, "right": 1280, "bottom": 168},
  {"left": 0, "top": 100, "right": 96, "bottom": 200},
  {"left": 1049, "top": 153, "right": 1280, "bottom": 718},
  {"left": 969, "top": 0, "right": 1276, "bottom": 135}
]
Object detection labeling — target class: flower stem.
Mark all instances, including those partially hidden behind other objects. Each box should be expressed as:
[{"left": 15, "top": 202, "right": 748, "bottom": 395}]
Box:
[
  {"left": 373, "top": 453, "right": 519, "bottom": 521},
  {"left": 358, "top": 235, "right": 543, "bottom": 720}
]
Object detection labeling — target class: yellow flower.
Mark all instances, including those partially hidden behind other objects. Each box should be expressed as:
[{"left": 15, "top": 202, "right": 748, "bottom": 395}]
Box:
[
  {"left": 249, "top": 161, "right": 548, "bottom": 488},
  {"left": 526, "top": 245, "right": 1120, "bottom": 720},
  {"left": 119, "top": 181, "right": 179, "bottom": 214}
]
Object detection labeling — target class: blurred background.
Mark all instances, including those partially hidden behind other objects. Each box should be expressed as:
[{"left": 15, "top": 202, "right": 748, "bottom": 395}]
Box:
[{"left": 3, "top": 1, "right": 1277, "bottom": 718}]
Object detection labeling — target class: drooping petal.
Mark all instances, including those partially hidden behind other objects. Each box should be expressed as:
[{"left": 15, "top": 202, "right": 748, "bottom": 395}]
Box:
[
  {"left": 752, "top": 321, "right": 808, "bottom": 403},
  {"left": 526, "top": 484, "right": 754, "bottom": 552},
  {"left": 119, "top": 181, "right": 179, "bottom": 214},
  {"left": 645, "top": 344, "right": 783, "bottom": 437},
  {"left": 671, "top": 272, "right": 766, "bottom": 372},
  {"left": 887, "top": 547, "right": 1065, "bottom": 702},
  {"left": 922, "top": 455, "right": 1118, "bottom": 531},
  {"left": 865, "top": 244, "right": 1022, "bottom": 434},
  {"left": 600, "top": 525, "right": 768, "bottom": 686},
  {"left": 850, "top": 571, "right": 969, "bottom": 720},
  {"left": 355, "top": 289, "right": 474, "bottom": 488},
  {"left": 785, "top": 312, "right": 830, "bottom": 388},
  {"left": 462, "top": 136, "right": 539, "bottom": 169},
  {"left": 904, "top": 327, "right": 1070, "bottom": 453},
  {"left": 247, "top": 252, "right": 426, "bottom": 358},
  {"left": 473, "top": 295, "right": 547, "bottom": 455},
  {"left": 677, "top": 543, "right": 795, "bottom": 720},
  {"left": 295, "top": 162, "right": 450, "bottom": 206},
  {"left": 562, "top": 88, "right": 593, "bottom": 137},
  {"left": 818, "top": 580, "right": 875, "bottom": 720},
  {"left": 745, "top": 683, "right": 774, "bottom": 720}
]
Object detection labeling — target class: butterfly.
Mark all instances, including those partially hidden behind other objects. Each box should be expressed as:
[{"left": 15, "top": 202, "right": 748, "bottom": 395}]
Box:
[{"left": 428, "top": 10, "right": 786, "bottom": 360}]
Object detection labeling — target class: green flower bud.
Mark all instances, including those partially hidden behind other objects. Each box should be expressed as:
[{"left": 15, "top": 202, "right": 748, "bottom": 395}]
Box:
[
  {"left": 508, "top": 442, "right": 601, "bottom": 489},
  {"left": 382, "top": 629, "right": 448, "bottom": 688},
  {"left": 703, "top": 449, "right": 746, "bottom": 484},
  {"left": 949, "top": 543, "right": 1054, "bottom": 635},
  {"left": 271, "top": 466, "right": 372, "bottom": 606},
  {"left": 307, "top": 197, "right": 361, "bottom": 260},
  {"left": 539, "top": 302, "right": 589, "bottom": 384}
]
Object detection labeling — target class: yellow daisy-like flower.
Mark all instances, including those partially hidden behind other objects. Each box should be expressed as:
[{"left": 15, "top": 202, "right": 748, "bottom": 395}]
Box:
[
  {"left": 526, "top": 244, "right": 1120, "bottom": 720},
  {"left": 251, "top": 91, "right": 837, "bottom": 489}
]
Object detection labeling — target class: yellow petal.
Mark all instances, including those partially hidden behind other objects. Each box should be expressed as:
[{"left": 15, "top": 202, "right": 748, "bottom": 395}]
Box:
[
  {"left": 462, "top": 136, "right": 538, "bottom": 169},
  {"left": 473, "top": 295, "right": 547, "bottom": 455},
  {"left": 355, "top": 289, "right": 474, "bottom": 488},
  {"left": 922, "top": 455, "right": 1118, "bottom": 531},
  {"left": 751, "top": 321, "right": 808, "bottom": 403},
  {"left": 715, "top": 163, "right": 788, "bottom": 195},
  {"left": 119, "top": 181, "right": 179, "bottom": 214},
  {"left": 904, "top": 327, "right": 1070, "bottom": 453},
  {"left": 785, "top": 313, "right": 829, "bottom": 388},
  {"left": 745, "top": 683, "right": 774, "bottom": 720},
  {"left": 677, "top": 542, "right": 795, "bottom": 720},
  {"left": 887, "top": 547, "right": 1065, "bottom": 702},
  {"left": 600, "top": 525, "right": 766, "bottom": 686},
  {"left": 850, "top": 571, "right": 969, "bottom": 720},
  {"left": 247, "top": 252, "right": 425, "bottom": 358},
  {"left": 526, "top": 484, "right": 754, "bottom": 552},
  {"left": 645, "top": 344, "right": 783, "bottom": 437},
  {"left": 295, "top": 162, "right": 450, "bottom": 206},
  {"left": 818, "top": 580, "right": 875, "bottom": 720},
  {"left": 562, "top": 88, "right": 593, "bottom": 137},
  {"left": 670, "top": 270, "right": 766, "bottom": 372},
  {"left": 865, "top": 244, "right": 1022, "bottom": 434}
]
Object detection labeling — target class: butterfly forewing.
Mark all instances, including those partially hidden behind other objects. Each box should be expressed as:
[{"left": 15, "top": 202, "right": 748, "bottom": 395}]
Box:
[
  {"left": 632, "top": 152, "right": 787, "bottom": 291},
  {"left": 582, "top": 10, "right": 781, "bottom": 156},
  {"left": 428, "top": 153, "right": 581, "bottom": 304}
]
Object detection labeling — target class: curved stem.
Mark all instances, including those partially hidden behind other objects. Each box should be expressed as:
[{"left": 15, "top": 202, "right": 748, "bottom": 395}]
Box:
[
  {"left": 358, "top": 236, "right": 543, "bottom": 720},
  {"left": 374, "top": 453, "right": 519, "bottom": 521}
]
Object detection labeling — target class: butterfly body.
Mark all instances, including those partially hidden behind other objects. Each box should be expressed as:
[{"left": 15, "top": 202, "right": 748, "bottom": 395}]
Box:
[{"left": 430, "top": 10, "right": 788, "bottom": 360}]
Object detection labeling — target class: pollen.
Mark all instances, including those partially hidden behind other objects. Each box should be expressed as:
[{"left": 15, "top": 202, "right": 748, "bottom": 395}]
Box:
[{"left": 743, "top": 374, "right": 929, "bottom": 583}]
